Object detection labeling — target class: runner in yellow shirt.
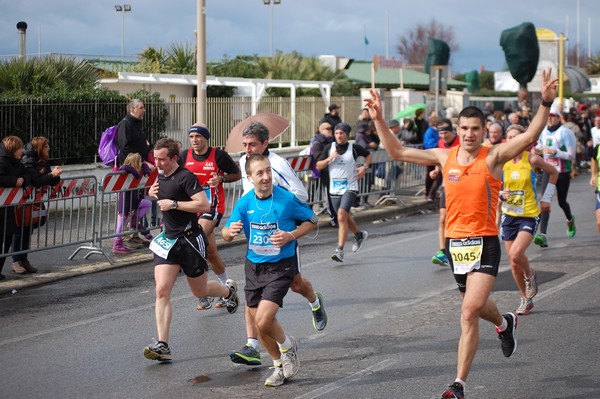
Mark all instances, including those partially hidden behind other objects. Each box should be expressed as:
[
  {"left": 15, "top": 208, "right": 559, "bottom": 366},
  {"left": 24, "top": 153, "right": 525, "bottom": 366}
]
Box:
[{"left": 500, "top": 124, "right": 558, "bottom": 315}]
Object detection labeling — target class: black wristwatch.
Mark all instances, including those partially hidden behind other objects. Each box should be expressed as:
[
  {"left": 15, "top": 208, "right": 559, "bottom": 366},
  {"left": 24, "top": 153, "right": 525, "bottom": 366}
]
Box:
[
  {"left": 541, "top": 100, "right": 553, "bottom": 108},
  {"left": 171, "top": 200, "right": 178, "bottom": 210}
]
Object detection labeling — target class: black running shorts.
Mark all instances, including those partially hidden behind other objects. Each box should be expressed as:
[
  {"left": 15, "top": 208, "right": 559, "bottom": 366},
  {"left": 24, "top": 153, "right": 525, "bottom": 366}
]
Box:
[
  {"left": 444, "top": 235, "right": 501, "bottom": 293},
  {"left": 244, "top": 255, "right": 298, "bottom": 308},
  {"left": 153, "top": 231, "right": 209, "bottom": 278}
]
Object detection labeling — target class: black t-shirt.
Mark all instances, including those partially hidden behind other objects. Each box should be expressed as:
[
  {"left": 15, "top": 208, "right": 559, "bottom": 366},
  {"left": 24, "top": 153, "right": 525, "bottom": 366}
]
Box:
[
  {"left": 178, "top": 147, "right": 240, "bottom": 175},
  {"left": 158, "top": 166, "right": 203, "bottom": 239}
]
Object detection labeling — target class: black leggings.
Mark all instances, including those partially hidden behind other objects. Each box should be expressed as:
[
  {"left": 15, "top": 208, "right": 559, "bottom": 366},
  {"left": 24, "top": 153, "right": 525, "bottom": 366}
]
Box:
[{"left": 538, "top": 171, "right": 573, "bottom": 234}]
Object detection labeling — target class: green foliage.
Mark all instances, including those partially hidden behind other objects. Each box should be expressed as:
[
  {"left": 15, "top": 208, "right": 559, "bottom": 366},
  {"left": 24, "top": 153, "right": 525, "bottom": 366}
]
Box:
[
  {"left": 209, "top": 51, "right": 355, "bottom": 97},
  {"left": 453, "top": 70, "right": 496, "bottom": 94},
  {"left": 0, "top": 56, "right": 99, "bottom": 96},
  {"left": 587, "top": 55, "right": 600, "bottom": 76},
  {"left": 135, "top": 47, "right": 358, "bottom": 97},
  {"left": 164, "top": 42, "right": 196, "bottom": 74}
]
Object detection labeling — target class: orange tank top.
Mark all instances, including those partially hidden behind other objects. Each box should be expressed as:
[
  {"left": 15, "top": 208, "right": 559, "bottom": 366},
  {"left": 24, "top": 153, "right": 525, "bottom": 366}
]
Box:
[{"left": 443, "top": 146, "right": 501, "bottom": 238}]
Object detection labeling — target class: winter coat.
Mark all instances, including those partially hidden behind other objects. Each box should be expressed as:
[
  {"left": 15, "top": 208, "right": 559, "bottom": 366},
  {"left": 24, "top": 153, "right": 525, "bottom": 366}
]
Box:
[
  {"left": 0, "top": 143, "right": 34, "bottom": 234},
  {"left": 21, "top": 143, "right": 61, "bottom": 188}
]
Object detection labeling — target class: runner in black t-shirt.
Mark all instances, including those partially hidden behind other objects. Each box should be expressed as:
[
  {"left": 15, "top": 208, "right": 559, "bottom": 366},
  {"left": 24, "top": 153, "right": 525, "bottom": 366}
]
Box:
[{"left": 142, "top": 138, "right": 239, "bottom": 363}]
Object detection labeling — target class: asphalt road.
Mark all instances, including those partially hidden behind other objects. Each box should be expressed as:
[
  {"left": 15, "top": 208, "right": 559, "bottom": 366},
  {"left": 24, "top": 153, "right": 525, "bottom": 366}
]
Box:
[{"left": 0, "top": 175, "right": 598, "bottom": 399}]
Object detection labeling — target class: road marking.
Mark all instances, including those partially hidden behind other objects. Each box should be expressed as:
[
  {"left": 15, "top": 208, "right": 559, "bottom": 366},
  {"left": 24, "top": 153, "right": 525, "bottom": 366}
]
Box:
[
  {"left": 300, "top": 230, "right": 435, "bottom": 269},
  {"left": 0, "top": 292, "right": 190, "bottom": 347},
  {"left": 294, "top": 266, "right": 600, "bottom": 399},
  {"left": 535, "top": 266, "right": 600, "bottom": 301},
  {"left": 294, "top": 359, "right": 397, "bottom": 399}
]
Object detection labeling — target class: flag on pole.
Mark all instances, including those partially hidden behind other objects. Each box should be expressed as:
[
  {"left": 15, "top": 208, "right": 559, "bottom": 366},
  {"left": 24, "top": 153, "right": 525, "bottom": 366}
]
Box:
[{"left": 364, "top": 35, "right": 369, "bottom": 45}]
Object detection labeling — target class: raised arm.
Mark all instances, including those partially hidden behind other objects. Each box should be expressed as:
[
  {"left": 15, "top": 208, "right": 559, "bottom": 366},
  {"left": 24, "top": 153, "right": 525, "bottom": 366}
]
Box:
[
  {"left": 365, "top": 89, "right": 442, "bottom": 167},
  {"left": 492, "top": 69, "right": 559, "bottom": 166}
]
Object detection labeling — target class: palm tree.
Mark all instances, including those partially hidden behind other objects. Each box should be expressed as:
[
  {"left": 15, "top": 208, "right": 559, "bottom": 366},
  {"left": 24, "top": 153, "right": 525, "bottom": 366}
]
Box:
[
  {"left": 165, "top": 42, "right": 196, "bottom": 74},
  {"left": 0, "top": 56, "right": 99, "bottom": 95},
  {"left": 135, "top": 47, "right": 167, "bottom": 74},
  {"left": 587, "top": 55, "right": 600, "bottom": 76}
]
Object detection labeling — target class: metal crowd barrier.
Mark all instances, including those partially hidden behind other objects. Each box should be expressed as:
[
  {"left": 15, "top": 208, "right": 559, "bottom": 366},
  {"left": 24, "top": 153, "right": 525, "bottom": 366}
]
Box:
[
  {"left": 0, "top": 149, "right": 427, "bottom": 268},
  {"left": 221, "top": 148, "right": 427, "bottom": 219},
  {"left": 89, "top": 169, "right": 159, "bottom": 264},
  {"left": 0, "top": 175, "right": 99, "bottom": 262}
]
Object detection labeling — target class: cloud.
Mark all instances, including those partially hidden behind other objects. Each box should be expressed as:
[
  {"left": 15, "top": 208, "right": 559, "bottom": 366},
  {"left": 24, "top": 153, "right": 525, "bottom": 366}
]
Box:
[{"left": 1, "top": 0, "right": 599, "bottom": 73}]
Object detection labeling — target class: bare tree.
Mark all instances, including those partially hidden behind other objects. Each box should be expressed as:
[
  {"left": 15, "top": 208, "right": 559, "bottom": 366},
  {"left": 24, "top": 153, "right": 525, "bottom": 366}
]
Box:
[{"left": 396, "top": 18, "right": 459, "bottom": 66}]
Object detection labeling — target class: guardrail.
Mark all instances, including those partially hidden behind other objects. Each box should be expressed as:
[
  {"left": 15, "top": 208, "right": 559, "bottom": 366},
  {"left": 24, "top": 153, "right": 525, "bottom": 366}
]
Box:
[{"left": 0, "top": 149, "right": 427, "bottom": 268}]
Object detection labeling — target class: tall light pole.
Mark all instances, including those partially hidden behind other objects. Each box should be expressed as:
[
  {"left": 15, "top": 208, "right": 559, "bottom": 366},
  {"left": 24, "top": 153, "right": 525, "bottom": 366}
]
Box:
[
  {"left": 114, "top": 4, "right": 131, "bottom": 62},
  {"left": 263, "top": 0, "right": 281, "bottom": 57},
  {"left": 196, "top": 0, "right": 207, "bottom": 124}
]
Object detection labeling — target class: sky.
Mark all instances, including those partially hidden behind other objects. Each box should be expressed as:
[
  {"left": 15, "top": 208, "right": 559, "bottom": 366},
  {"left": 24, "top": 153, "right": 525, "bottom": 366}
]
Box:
[{"left": 1, "top": 0, "right": 599, "bottom": 74}]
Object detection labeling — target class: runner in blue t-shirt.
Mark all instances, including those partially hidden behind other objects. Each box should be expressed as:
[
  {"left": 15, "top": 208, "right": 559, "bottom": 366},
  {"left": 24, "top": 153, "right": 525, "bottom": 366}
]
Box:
[{"left": 223, "top": 154, "right": 318, "bottom": 387}]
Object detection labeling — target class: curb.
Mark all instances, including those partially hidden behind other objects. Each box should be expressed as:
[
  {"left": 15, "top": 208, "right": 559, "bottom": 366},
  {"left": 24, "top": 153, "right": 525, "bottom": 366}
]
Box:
[{"left": 0, "top": 195, "right": 435, "bottom": 295}]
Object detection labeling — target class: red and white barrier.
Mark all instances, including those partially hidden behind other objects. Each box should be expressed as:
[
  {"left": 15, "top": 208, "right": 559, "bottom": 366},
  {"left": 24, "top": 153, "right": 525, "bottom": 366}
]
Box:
[
  {"left": 101, "top": 169, "right": 158, "bottom": 194},
  {"left": 287, "top": 155, "right": 312, "bottom": 171}
]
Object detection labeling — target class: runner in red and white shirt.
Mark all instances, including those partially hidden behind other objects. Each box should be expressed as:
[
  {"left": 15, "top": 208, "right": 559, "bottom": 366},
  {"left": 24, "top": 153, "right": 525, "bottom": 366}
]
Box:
[{"left": 179, "top": 124, "right": 241, "bottom": 310}]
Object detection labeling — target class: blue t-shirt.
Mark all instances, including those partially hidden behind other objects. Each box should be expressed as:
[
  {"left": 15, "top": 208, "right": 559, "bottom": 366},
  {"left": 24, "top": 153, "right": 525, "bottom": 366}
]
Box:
[{"left": 226, "top": 185, "right": 316, "bottom": 263}]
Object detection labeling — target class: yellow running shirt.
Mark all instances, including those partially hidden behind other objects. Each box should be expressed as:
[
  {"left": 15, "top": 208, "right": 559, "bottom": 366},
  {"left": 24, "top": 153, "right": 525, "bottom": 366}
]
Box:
[{"left": 501, "top": 152, "right": 540, "bottom": 218}]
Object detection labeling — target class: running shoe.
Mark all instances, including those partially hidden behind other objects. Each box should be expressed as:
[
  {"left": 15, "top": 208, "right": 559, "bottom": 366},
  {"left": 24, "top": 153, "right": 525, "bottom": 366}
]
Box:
[
  {"left": 432, "top": 250, "right": 449, "bottom": 267},
  {"left": 496, "top": 312, "right": 517, "bottom": 357},
  {"left": 225, "top": 279, "right": 239, "bottom": 314},
  {"left": 524, "top": 269, "right": 538, "bottom": 299},
  {"left": 311, "top": 292, "right": 328, "bottom": 331},
  {"left": 331, "top": 248, "right": 344, "bottom": 262},
  {"left": 281, "top": 336, "right": 300, "bottom": 379},
  {"left": 229, "top": 344, "right": 262, "bottom": 365},
  {"left": 533, "top": 233, "right": 548, "bottom": 248},
  {"left": 264, "top": 366, "right": 285, "bottom": 387},
  {"left": 112, "top": 243, "right": 132, "bottom": 254},
  {"left": 441, "top": 382, "right": 464, "bottom": 399},
  {"left": 516, "top": 298, "right": 534, "bottom": 315},
  {"left": 197, "top": 296, "right": 213, "bottom": 310},
  {"left": 214, "top": 297, "right": 228, "bottom": 309},
  {"left": 567, "top": 216, "right": 576, "bottom": 238},
  {"left": 143, "top": 341, "right": 173, "bottom": 362},
  {"left": 352, "top": 231, "right": 368, "bottom": 252}
]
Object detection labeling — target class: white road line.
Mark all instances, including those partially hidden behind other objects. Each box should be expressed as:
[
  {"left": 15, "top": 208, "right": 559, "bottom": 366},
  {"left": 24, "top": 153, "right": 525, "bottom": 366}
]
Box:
[
  {"left": 294, "top": 266, "right": 600, "bottom": 399},
  {"left": 534, "top": 266, "right": 600, "bottom": 301},
  {"left": 0, "top": 292, "right": 190, "bottom": 347},
  {"left": 300, "top": 230, "right": 436, "bottom": 269},
  {"left": 294, "top": 359, "right": 397, "bottom": 399},
  {"left": 0, "top": 231, "right": 435, "bottom": 347}
]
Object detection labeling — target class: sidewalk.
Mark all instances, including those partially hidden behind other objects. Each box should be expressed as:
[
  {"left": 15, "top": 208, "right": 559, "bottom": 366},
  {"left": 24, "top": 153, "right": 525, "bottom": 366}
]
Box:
[{"left": 0, "top": 191, "right": 435, "bottom": 295}]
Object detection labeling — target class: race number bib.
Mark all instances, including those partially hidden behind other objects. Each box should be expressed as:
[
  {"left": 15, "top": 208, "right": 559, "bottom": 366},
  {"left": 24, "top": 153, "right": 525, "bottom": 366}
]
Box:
[
  {"left": 149, "top": 231, "right": 177, "bottom": 258},
  {"left": 249, "top": 222, "right": 280, "bottom": 256},
  {"left": 545, "top": 157, "right": 560, "bottom": 169},
  {"left": 332, "top": 178, "right": 349, "bottom": 192},
  {"left": 449, "top": 237, "right": 483, "bottom": 275},
  {"left": 502, "top": 190, "right": 525, "bottom": 215}
]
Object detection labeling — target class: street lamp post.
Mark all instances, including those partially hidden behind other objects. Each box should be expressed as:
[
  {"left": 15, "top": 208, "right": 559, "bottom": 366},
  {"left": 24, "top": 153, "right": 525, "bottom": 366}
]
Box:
[
  {"left": 263, "top": 0, "right": 281, "bottom": 57},
  {"left": 114, "top": 4, "right": 132, "bottom": 63}
]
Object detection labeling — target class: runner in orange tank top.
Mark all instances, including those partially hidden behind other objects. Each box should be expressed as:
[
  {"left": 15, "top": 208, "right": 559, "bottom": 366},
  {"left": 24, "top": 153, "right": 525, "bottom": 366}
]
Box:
[{"left": 366, "top": 68, "right": 558, "bottom": 399}]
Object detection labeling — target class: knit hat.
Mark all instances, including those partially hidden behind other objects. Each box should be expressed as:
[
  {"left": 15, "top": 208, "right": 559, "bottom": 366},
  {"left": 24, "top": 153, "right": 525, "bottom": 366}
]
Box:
[
  {"left": 188, "top": 125, "right": 211, "bottom": 140},
  {"left": 334, "top": 122, "right": 352, "bottom": 134}
]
